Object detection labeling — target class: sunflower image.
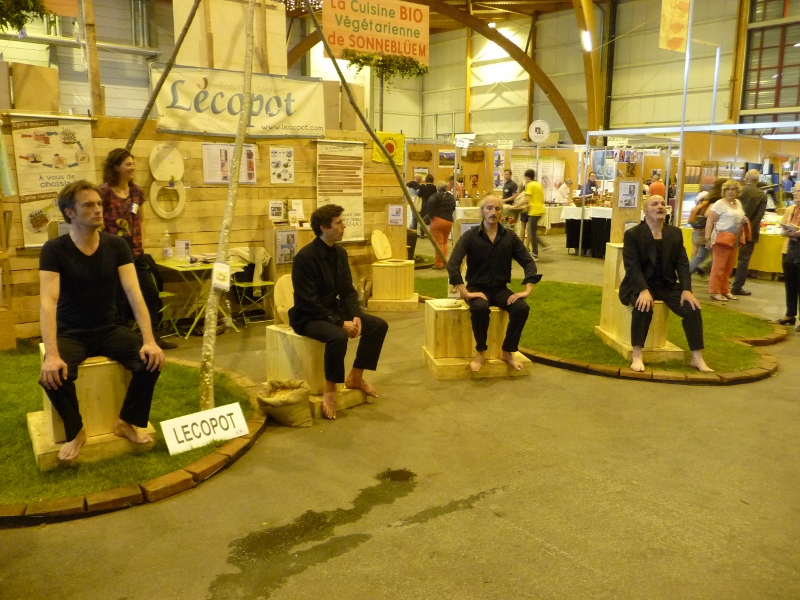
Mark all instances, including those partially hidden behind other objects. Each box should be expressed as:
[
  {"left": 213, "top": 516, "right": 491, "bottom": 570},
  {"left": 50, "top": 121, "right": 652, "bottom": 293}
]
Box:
[{"left": 114, "top": 219, "right": 130, "bottom": 235}]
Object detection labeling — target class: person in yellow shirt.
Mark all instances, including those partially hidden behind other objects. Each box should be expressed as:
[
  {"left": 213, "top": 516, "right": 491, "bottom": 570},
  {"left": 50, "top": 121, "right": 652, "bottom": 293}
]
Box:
[{"left": 523, "top": 169, "right": 548, "bottom": 258}]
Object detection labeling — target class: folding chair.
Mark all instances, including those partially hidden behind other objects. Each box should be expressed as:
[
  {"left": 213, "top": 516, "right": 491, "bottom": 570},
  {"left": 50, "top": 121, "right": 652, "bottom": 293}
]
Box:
[{"left": 232, "top": 279, "right": 275, "bottom": 327}]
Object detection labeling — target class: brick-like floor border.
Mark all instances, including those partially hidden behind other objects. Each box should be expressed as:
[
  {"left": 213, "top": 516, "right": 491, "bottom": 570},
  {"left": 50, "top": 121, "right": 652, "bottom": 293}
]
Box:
[
  {"left": 519, "top": 323, "right": 786, "bottom": 385},
  {"left": 0, "top": 358, "right": 265, "bottom": 525}
]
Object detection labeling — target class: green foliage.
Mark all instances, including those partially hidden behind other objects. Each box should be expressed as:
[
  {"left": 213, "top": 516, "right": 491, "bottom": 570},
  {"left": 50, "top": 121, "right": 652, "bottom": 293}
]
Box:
[
  {"left": 0, "top": 341, "right": 253, "bottom": 504},
  {"left": 0, "top": 0, "right": 48, "bottom": 33},
  {"left": 342, "top": 49, "right": 428, "bottom": 83},
  {"left": 414, "top": 277, "right": 771, "bottom": 373}
]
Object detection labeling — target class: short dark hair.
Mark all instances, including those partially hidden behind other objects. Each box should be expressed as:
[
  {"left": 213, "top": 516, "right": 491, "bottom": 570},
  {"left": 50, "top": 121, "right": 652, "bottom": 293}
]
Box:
[
  {"left": 504, "top": 169, "right": 512, "bottom": 175},
  {"left": 524, "top": 169, "right": 536, "bottom": 180},
  {"left": 311, "top": 204, "right": 344, "bottom": 236},
  {"left": 425, "top": 173, "right": 434, "bottom": 183},
  {"left": 58, "top": 180, "right": 102, "bottom": 223},
  {"left": 103, "top": 148, "right": 133, "bottom": 186}
]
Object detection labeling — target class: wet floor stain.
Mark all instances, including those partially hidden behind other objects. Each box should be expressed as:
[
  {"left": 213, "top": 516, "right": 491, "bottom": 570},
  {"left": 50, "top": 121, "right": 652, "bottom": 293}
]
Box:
[
  {"left": 207, "top": 468, "right": 417, "bottom": 600},
  {"left": 392, "top": 488, "right": 501, "bottom": 528}
]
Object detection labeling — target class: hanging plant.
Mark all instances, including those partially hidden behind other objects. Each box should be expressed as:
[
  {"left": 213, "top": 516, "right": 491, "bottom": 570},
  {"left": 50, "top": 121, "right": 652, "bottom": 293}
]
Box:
[
  {"left": 342, "top": 49, "right": 428, "bottom": 84},
  {"left": 0, "top": 0, "right": 48, "bottom": 32}
]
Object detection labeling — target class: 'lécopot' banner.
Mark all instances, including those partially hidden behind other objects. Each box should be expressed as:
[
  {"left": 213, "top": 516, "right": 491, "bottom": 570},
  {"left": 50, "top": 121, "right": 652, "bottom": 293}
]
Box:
[{"left": 152, "top": 66, "right": 326, "bottom": 138}]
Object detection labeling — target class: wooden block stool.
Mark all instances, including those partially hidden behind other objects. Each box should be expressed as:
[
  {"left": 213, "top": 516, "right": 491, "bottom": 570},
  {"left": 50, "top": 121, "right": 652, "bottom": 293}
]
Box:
[
  {"left": 26, "top": 344, "right": 156, "bottom": 470},
  {"left": 368, "top": 230, "right": 418, "bottom": 312},
  {"left": 594, "top": 243, "right": 684, "bottom": 362},
  {"left": 422, "top": 299, "right": 531, "bottom": 380}
]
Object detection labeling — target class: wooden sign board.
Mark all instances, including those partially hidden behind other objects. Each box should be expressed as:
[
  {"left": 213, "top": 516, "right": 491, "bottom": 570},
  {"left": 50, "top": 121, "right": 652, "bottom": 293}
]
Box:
[{"left": 161, "top": 402, "right": 247, "bottom": 455}]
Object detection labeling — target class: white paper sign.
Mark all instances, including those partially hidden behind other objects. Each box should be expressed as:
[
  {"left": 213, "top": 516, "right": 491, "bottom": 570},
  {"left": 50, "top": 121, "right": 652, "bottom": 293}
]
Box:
[
  {"left": 211, "top": 262, "right": 231, "bottom": 291},
  {"left": 202, "top": 143, "right": 256, "bottom": 184},
  {"left": 269, "top": 146, "right": 295, "bottom": 184},
  {"left": 269, "top": 200, "right": 285, "bottom": 221},
  {"left": 388, "top": 204, "right": 404, "bottom": 225},
  {"left": 291, "top": 199, "right": 305, "bottom": 219},
  {"left": 161, "top": 403, "right": 247, "bottom": 455},
  {"left": 175, "top": 239, "right": 191, "bottom": 257}
]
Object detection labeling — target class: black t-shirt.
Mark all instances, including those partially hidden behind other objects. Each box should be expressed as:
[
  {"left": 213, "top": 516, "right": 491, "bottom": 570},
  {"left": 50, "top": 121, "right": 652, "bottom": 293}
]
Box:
[
  {"left": 40, "top": 232, "right": 133, "bottom": 330},
  {"left": 648, "top": 239, "right": 668, "bottom": 289},
  {"left": 419, "top": 183, "right": 437, "bottom": 202},
  {"left": 502, "top": 180, "right": 518, "bottom": 199}
]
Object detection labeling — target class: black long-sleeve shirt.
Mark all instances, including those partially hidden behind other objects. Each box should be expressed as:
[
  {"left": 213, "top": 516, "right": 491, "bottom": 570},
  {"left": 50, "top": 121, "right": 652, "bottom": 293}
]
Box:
[
  {"left": 427, "top": 191, "right": 457, "bottom": 222},
  {"left": 447, "top": 224, "right": 539, "bottom": 289},
  {"left": 289, "top": 237, "right": 363, "bottom": 333}
]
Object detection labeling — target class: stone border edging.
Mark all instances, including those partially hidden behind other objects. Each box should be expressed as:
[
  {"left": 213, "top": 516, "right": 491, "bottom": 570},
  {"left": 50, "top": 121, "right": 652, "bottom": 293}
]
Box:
[
  {"left": 519, "top": 323, "right": 786, "bottom": 385},
  {"left": 0, "top": 358, "right": 265, "bottom": 526}
]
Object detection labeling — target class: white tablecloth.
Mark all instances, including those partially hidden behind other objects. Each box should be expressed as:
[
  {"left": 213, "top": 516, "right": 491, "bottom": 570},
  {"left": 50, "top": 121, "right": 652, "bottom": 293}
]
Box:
[
  {"left": 563, "top": 206, "right": 613, "bottom": 220},
  {"left": 541, "top": 206, "right": 565, "bottom": 231}
]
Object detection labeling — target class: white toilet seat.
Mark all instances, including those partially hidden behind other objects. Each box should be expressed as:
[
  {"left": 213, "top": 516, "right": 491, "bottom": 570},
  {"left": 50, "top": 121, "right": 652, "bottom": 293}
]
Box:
[{"left": 149, "top": 180, "right": 187, "bottom": 219}]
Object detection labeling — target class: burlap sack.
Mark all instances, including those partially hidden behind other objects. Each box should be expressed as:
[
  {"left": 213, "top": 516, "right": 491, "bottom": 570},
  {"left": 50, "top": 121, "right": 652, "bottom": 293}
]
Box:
[{"left": 256, "top": 380, "right": 312, "bottom": 427}]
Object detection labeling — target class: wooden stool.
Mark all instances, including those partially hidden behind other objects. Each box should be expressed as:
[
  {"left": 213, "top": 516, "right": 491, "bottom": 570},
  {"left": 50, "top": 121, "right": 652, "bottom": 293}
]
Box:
[
  {"left": 422, "top": 299, "right": 531, "bottom": 379},
  {"left": 26, "top": 344, "right": 156, "bottom": 470},
  {"left": 368, "top": 230, "right": 418, "bottom": 312},
  {"left": 595, "top": 243, "right": 684, "bottom": 361}
]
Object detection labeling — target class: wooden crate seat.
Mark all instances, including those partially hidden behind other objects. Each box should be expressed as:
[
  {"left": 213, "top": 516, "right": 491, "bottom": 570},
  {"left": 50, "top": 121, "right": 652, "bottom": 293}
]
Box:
[{"left": 368, "top": 230, "right": 418, "bottom": 310}]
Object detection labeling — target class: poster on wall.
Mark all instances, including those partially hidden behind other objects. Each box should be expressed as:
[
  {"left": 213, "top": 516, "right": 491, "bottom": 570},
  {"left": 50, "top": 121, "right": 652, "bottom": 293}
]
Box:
[
  {"left": 619, "top": 182, "right": 640, "bottom": 208},
  {"left": 276, "top": 230, "right": 296, "bottom": 264},
  {"left": 317, "top": 140, "right": 364, "bottom": 242},
  {"left": 438, "top": 151, "right": 455, "bottom": 167},
  {"left": 11, "top": 117, "right": 95, "bottom": 248},
  {"left": 202, "top": 143, "right": 256, "bottom": 184},
  {"left": 269, "top": 146, "right": 294, "bottom": 184},
  {"left": 537, "top": 156, "right": 565, "bottom": 203}
]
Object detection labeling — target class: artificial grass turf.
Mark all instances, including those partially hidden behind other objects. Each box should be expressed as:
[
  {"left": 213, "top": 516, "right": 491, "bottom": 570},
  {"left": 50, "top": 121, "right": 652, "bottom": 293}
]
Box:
[
  {"left": 0, "top": 340, "right": 252, "bottom": 504},
  {"left": 414, "top": 277, "right": 773, "bottom": 373}
]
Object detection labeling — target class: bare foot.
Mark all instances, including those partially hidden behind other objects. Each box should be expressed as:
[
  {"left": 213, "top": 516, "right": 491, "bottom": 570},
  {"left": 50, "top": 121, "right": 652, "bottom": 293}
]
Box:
[
  {"left": 470, "top": 351, "right": 486, "bottom": 372},
  {"left": 58, "top": 428, "right": 87, "bottom": 461},
  {"left": 113, "top": 419, "right": 153, "bottom": 445},
  {"left": 630, "top": 357, "right": 645, "bottom": 372},
  {"left": 501, "top": 351, "right": 523, "bottom": 371},
  {"left": 321, "top": 390, "right": 337, "bottom": 419},
  {"left": 345, "top": 376, "right": 378, "bottom": 398},
  {"left": 690, "top": 356, "right": 713, "bottom": 372}
]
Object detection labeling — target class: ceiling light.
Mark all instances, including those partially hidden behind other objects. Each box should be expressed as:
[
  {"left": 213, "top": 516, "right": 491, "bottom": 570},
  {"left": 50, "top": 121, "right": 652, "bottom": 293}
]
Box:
[
  {"left": 795, "top": 42, "right": 800, "bottom": 47},
  {"left": 488, "top": 22, "right": 496, "bottom": 28},
  {"left": 581, "top": 30, "right": 592, "bottom": 52}
]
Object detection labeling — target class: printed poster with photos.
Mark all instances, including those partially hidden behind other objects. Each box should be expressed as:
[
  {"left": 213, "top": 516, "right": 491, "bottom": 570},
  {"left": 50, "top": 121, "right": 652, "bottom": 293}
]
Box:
[
  {"left": 202, "top": 143, "right": 257, "bottom": 184},
  {"left": 618, "top": 181, "right": 640, "bottom": 208},
  {"left": 269, "top": 146, "right": 294, "bottom": 184},
  {"left": 276, "top": 229, "right": 296, "bottom": 264},
  {"left": 11, "top": 117, "right": 95, "bottom": 247},
  {"left": 317, "top": 140, "right": 364, "bottom": 241}
]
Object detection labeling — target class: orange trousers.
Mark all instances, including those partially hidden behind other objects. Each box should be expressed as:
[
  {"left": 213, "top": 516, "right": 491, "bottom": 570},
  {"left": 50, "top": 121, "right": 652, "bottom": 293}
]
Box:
[
  {"left": 430, "top": 216, "right": 453, "bottom": 267},
  {"left": 708, "top": 244, "right": 737, "bottom": 295}
]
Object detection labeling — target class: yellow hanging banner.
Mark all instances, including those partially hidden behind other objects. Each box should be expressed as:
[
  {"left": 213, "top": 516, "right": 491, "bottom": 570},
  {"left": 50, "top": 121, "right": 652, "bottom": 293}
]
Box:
[
  {"left": 659, "top": 0, "right": 690, "bottom": 53},
  {"left": 372, "top": 132, "right": 405, "bottom": 165}
]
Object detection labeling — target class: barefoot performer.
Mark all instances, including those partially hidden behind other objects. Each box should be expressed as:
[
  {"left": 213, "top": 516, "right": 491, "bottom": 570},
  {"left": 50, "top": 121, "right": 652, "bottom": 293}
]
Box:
[
  {"left": 39, "top": 181, "right": 165, "bottom": 461},
  {"left": 619, "top": 195, "right": 712, "bottom": 373},
  {"left": 446, "top": 194, "right": 540, "bottom": 372},
  {"left": 289, "top": 204, "right": 388, "bottom": 419}
]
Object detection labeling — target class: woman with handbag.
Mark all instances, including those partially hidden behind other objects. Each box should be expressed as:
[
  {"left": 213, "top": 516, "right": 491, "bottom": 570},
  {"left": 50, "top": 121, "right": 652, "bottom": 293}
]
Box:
[
  {"left": 688, "top": 178, "right": 725, "bottom": 275},
  {"left": 427, "top": 181, "right": 457, "bottom": 269},
  {"left": 704, "top": 180, "right": 748, "bottom": 302},
  {"left": 774, "top": 184, "right": 800, "bottom": 328}
]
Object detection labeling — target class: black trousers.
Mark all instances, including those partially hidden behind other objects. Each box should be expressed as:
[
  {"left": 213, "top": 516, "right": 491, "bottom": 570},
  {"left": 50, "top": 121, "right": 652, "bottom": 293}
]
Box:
[
  {"left": 39, "top": 325, "right": 161, "bottom": 441},
  {"left": 301, "top": 313, "right": 388, "bottom": 383},
  {"left": 630, "top": 286, "right": 704, "bottom": 351},
  {"left": 116, "top": 254, "right": 162, "bottom": 329},
  {"left": 732, "top": 240, "right": 756, "bottom": 291},
  {"left": 467, "top": 286, "right": 530, "bottom": 353},
  {"left": 783, "top": 256, "right": 800, "bottom": 317}
]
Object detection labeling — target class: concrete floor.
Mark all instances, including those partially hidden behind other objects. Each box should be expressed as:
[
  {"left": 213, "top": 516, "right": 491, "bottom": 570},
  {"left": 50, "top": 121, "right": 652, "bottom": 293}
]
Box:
[{"left": 2, "top": 233, "right": 799, "bottom": 600}]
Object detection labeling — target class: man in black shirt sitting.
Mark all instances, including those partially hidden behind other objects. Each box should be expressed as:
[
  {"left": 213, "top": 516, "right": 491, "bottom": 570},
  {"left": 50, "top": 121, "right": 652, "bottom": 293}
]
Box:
[
  {"left": 289, "top": 205, "right": 388, "bottom": 419},
  {"left": 447, "top": 194, "right": 540, "bottom": 372},
  {"left": 39, "top": 181, "right": 165, "bottom": 461}
]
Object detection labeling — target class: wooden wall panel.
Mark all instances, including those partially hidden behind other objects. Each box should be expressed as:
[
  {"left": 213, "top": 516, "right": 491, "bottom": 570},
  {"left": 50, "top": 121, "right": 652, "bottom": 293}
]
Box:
[{"left": 1, "top": 118, "right": 403, "bottom": 338}]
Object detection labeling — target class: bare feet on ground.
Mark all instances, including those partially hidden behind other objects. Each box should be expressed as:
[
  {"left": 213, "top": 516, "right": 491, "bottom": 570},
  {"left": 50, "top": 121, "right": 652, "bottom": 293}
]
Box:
[
  {"left": 321, "top": 390, "right": 337, "bottom": 419},
  {"left": 630, "top": 357, "right": 645, "bottom": 372},
  {"left": 689, "top": 356, "right": 713, "bottom": 372},
  {"left": 344, "top": 376, "right": 378, "bottom": 397},
  {"left": 113, "top": 419, "right": 153, "bottom": 445},
  {"left": 470, "top": 352, "right": 486, "bottom": 372},
  {"left": 501, "top": 351, "right": 523, "bottom": 371},
  {"left": 58, "top": 428, "right": 87, "bottom": 461}
]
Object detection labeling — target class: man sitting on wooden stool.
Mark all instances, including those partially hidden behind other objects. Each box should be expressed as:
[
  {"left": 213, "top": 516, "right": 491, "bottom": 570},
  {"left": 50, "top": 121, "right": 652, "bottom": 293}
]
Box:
[
  {"left": 39, "top": 180, "right": 165, "bottom": 461},
  {"left": 446, "top": 194, "right": 540, "bottom": 372},
  {"left": 289, "top": 204, "right": 388, "bottom": 419},
  {"left": 619, "top": 195, "right": 712, "bottom": 373}
]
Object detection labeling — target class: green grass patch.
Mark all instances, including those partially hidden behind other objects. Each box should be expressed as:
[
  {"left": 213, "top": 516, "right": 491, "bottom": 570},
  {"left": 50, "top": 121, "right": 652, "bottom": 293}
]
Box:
[
  {"left": 415, "top": 277, "right": 772, "bottom": 373},
  {"left": 0, "top": 340, "right": 252, "bottom": 504}
]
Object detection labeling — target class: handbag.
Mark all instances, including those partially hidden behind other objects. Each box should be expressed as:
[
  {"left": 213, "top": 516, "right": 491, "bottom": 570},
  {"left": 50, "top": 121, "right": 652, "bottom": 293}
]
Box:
[{"left": 715, "top": 231, "right": 736, "bottom": 248}]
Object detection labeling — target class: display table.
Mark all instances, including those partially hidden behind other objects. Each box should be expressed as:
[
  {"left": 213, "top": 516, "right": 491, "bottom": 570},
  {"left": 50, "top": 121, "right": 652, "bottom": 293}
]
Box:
[
  {"left": 680, "top": 228, "right": 784, "bottom": 276},
  {"left": 541, "top": 205, "right": 566, "bottom": 233},
  {"left": 564, "top": 206, "right": 612, "bottom": 258}
]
